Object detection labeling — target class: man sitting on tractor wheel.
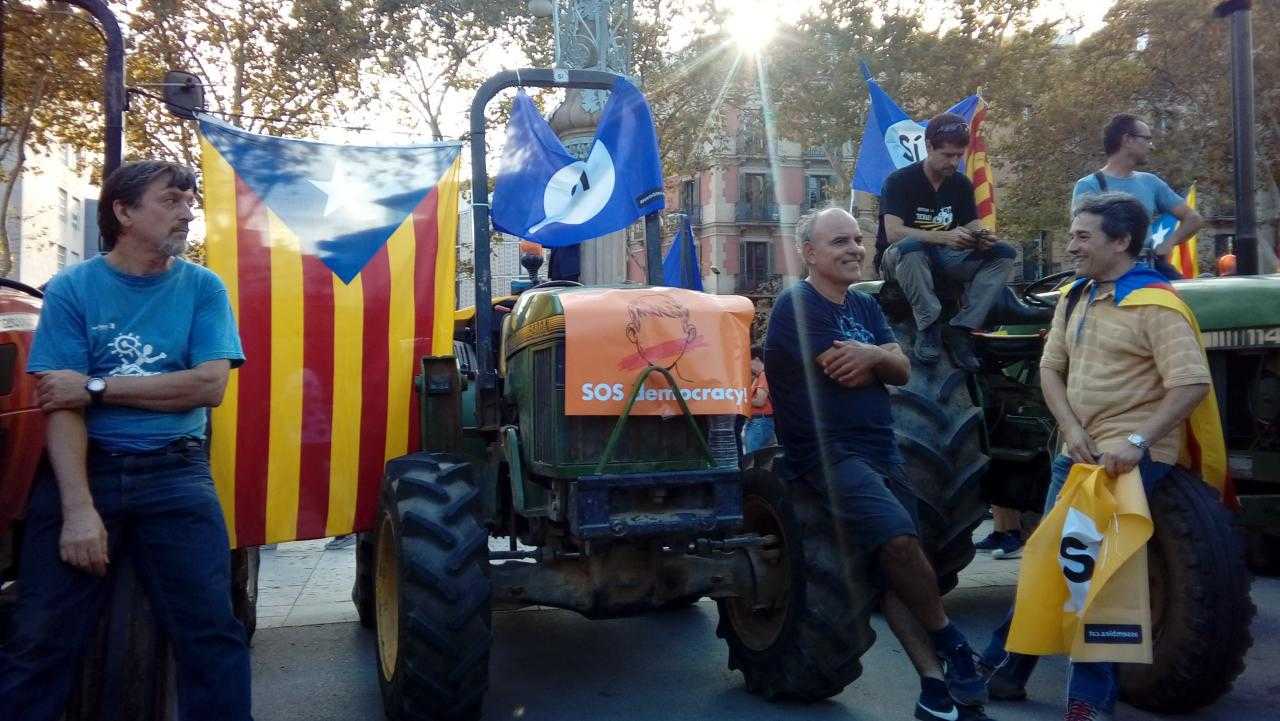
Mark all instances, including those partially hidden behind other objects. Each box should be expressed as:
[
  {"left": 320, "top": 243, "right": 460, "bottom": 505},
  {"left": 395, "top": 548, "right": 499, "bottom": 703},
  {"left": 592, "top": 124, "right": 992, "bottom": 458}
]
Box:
[
  {"left": 877, "top": 112, "right": 1016, "bottom": 371},
  {"left": 765, "top": 207, "right": 994, "bottom": 721},
  {"left": 0, "top": 161, "right": 252, "bottom": 721}
]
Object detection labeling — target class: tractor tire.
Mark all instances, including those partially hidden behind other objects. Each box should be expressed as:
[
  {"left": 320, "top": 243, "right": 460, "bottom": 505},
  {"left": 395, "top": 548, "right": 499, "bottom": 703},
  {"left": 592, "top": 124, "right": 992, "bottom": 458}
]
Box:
[
  {"left": 716, "top": 467, "right": 878, "bottom": 701},
  {"left": 887, "top": 321, "right": 990, "bottom": 590},
  {"left": 1118, "top": 467, "right": 1255, "bottom": 713},
  {"left": 353, "top": 530, "right": 376, "bottom": 628},
  {"left": 230, "top": 547, "right": 259, "bottom": 642},
  {"left": 374, "top": 454, "right": 491, "bottom": 721}
]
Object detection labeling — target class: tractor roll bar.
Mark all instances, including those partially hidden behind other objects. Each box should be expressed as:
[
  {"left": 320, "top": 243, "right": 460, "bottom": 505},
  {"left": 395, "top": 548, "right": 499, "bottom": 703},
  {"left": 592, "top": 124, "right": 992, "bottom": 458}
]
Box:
[
  {"left": 468, "top": 68, "right": 664, "bottom": 420},
  {"left": 61, "top": 0, "right": 126, "bottom": 180}
]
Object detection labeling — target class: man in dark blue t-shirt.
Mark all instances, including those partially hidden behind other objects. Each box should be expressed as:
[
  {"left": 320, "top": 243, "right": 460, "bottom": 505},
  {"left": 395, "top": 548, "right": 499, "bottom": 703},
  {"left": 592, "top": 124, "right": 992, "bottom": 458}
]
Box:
[{"left": 765, "top": 207, "right": 992, "bottom": 721}]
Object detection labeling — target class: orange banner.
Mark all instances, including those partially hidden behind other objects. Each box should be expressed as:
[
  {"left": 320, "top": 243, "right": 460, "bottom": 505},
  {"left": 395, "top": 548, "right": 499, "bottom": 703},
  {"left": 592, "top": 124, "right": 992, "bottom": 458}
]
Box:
[{"left": 562, "top": 288, "right": 754, "bottom": 416}]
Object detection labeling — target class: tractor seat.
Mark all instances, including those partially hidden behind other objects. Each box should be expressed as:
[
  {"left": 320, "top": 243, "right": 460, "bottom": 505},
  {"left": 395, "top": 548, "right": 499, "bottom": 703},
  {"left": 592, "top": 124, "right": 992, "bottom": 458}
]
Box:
[{"left": 983, "top": 286, "right": 1055, "bottom": 327}]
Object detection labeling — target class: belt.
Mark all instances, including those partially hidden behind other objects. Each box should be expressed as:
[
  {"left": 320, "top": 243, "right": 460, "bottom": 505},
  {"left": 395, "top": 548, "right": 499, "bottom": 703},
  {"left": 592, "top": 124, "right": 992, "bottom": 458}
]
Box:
[{"left": 88, "top": 437, "right": 205, "bottom": 458}]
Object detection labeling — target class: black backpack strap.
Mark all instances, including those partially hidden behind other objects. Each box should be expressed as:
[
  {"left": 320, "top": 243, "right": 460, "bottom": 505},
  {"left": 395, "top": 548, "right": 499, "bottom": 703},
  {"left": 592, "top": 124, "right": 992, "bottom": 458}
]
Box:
[
  {"left": 1063, "top": 280, "right": 1089, "bottom": 325},
  {"left": 1092, "top": 171, "right": 1108, "bottom": 192}
]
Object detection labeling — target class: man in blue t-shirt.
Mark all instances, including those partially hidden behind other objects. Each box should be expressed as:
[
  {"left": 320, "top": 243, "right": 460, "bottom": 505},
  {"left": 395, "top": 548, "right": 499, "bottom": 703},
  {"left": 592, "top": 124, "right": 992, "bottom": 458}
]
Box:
[
  {"left": 0, "top": 161, "right": 252, "bottom": 721},
  {"left": 1071, "top": 113, "right": 1204, "bottom": 280},
  {"left": 765, "top": 207, "right": 993, "bottom": 721}
]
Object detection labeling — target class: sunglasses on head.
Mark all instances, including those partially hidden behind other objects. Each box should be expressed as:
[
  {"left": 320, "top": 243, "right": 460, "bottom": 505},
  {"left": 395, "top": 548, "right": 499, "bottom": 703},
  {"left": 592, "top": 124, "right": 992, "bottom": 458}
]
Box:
[{"left": 932, "top": 121, "right": 970, "bottom": 136}]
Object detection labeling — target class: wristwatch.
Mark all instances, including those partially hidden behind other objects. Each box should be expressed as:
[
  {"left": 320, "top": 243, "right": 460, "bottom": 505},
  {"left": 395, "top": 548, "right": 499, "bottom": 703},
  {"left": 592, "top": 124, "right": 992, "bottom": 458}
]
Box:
[
  {"left": 85, "top": 376, "right": 107, "bottom": 405},
  {"left": 1126, "top": 433, "right": 1151, "bottom": 450}
]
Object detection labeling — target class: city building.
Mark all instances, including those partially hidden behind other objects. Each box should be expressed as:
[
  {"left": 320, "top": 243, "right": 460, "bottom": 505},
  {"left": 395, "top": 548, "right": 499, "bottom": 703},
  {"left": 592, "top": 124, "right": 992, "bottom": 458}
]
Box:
[{"left": 2, "top": 142, "right": 98, "bottom": 287}]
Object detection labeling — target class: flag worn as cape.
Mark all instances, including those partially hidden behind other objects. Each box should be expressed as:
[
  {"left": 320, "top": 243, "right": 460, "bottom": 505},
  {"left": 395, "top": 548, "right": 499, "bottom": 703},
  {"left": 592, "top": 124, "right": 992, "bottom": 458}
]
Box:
[
  {"left": 1007, "top": 463, "right": 1154, "bottom": 663},
  {"left": 1060, "top": 265, "right": 1226, "bottom": 492},
  {"left": 199, "top": 116, "right": 462, "bottom": 548},
  {"left": 491, "top": 75, "right": 665, "bottom": 247},
  {"left": 850, "top": 62, "right": 984, "bottom": 200},
  {"left": 661, "top": 214, "right": 703, "bottom": 290}
]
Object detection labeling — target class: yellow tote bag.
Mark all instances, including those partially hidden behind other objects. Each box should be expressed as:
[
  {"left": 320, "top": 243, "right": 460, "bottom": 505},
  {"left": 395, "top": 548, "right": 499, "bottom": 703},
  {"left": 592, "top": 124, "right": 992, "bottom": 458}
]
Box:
[{"left": 1006, "top": 463, "right": 1154, "bottom": 664}]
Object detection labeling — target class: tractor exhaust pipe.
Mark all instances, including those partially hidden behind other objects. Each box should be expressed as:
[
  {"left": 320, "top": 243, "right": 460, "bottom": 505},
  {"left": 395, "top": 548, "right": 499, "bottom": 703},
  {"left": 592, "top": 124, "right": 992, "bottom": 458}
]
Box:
[{"left": 1215, "top": 0, "right": 1258, "bottom": 275}]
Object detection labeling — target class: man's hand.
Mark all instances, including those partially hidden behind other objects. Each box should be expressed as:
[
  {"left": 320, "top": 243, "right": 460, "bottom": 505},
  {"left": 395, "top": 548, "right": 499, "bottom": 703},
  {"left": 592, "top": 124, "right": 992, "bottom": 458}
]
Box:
[
  {"left": 936, "top": 227, "right": 976, "bottom": 249},
  {"left": 60, "top": 505, "right": 109, "bottom": 576},
  {"left": 1100, "top": 444, "right": 1144, "bottom": 479},
  {"left": 1062, "top": 423, "right": 1100, "bottom": 464},
  {"left": 817, "top": 340, "right": 881, "bottom": 387},
  {"left": 35, "top": 370, "right": 91, "bottom": 413}
]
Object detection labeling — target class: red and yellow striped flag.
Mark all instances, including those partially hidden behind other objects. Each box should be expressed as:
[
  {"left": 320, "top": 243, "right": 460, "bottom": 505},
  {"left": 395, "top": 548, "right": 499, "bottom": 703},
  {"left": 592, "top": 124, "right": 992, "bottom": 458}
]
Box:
[
  {"left": 1172, "top": 183, "right": 1200, "bottom": 277},
  {"left": 198, "top": 117, "right": 462, "bottom": 547},
  {"left": 966, "top": 97, "right": 997, "bottom": 231}
]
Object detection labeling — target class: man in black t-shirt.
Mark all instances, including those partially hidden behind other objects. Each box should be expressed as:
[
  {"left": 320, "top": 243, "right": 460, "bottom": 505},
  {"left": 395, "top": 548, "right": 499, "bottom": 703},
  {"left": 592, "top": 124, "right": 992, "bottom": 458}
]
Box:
[
  {"left": 878, "top": 112, "right": 1015, "bottom": 370},
  {"left": 765, "top": 207, "right": 993, "bottom": 721}
]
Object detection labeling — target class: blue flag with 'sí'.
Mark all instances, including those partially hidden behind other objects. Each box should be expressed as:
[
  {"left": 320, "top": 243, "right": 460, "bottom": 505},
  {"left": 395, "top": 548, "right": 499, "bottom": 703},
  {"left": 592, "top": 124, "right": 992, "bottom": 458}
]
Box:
[
  {"left": 851, "top": 62, "right": 980, "bottom": 195},
  {"left": 492, "top": 76, "right": 665, "bottom": 247},
  {"left": 661, "top": 215, "right": 702, "bottom": 290}
]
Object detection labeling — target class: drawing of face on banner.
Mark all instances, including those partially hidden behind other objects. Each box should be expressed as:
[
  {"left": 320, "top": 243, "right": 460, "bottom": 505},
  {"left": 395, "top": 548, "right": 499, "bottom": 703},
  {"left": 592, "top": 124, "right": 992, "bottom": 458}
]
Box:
[{"left": 885, "top": 119, "right": 927, "bottom": 168}]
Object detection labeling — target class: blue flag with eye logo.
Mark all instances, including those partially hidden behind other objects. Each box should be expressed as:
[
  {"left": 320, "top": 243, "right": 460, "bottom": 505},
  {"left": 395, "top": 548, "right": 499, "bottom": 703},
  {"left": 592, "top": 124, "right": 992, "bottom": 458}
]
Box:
[
  {"left": 491, "top": 75, "right": 665, "bottom": 248},
  {"left": 851, "top": 62, "right": 981, "bottom": 195}
]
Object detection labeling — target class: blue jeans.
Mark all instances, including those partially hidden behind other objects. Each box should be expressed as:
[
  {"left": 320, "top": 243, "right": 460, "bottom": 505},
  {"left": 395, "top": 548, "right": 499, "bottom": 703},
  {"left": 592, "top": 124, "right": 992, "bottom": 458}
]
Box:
[
  {"left": 742, "top": 416, "right": 776, "bottom": 454},
  {"left": 0, "top": 442, "right": 253, "bottom": 721},
  {"left": 981, "top": 453, "right": 1171, "bottom": 711}
]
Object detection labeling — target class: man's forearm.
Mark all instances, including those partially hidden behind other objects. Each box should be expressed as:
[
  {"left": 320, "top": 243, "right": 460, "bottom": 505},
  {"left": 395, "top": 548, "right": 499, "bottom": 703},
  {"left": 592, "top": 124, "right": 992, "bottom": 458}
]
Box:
[
  {"left": 1162, "top": 212, "right": 1205, "bottom": 253},
  {"left": 874, "top": 344, "right": 911, "bottom": 386},
  {"left": 103, "top": 361, "right": 230, "bottom": 412},
  {"left": 1134, "top": 384, "right": 1210, "bottom": 445},
  {"left": 46, "top": 410, "right": 93, "bottom": 512},
  {"left": 1041, "top": 367, "right": 1081, "bottom": 433}
]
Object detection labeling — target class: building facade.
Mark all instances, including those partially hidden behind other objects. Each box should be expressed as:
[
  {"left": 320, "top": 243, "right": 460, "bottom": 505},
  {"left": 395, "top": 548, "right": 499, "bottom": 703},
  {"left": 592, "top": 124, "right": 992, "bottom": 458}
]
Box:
[{"left": 3, "top": 143, "right": 98, "bottom": 287}]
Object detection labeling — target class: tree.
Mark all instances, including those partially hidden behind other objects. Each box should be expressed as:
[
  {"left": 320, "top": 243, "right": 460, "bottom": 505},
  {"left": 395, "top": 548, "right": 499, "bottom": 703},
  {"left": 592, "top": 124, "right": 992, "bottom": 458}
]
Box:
[{"left": 0, "top": 2, "right": 105, "bottom": 277}]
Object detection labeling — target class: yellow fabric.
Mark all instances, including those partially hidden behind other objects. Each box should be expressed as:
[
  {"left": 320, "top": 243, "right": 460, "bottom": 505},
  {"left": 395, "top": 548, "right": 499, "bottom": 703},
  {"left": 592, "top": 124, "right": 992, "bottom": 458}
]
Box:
[
  {"left": 1171, "top": 184, "right": 1200, "bottom": 277},
  {"left": 1119, "top": 287, "right": 1226, "bottom": 492},
  {"left": 1007, "top": 464, "right": 1154, "bottom": 663}
]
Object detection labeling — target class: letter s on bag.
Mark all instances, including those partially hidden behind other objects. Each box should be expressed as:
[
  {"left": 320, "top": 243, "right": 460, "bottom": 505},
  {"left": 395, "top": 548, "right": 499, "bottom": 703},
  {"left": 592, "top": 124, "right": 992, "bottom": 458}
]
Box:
[{"left": 1060, "top": 536, "right": 1096, "bottom": 583}]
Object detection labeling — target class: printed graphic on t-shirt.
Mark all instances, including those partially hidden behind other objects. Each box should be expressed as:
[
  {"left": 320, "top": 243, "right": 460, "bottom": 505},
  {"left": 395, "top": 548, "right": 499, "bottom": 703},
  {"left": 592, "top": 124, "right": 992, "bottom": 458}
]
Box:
[
  {"left": 914, "top": 205, "right": 953, "bottom": 230},
  {"left": 108, "top": 332, "right": 168, "bottom": 376},
  {"left": 836, "top": 312, "right": 877, "bottom": 344}
]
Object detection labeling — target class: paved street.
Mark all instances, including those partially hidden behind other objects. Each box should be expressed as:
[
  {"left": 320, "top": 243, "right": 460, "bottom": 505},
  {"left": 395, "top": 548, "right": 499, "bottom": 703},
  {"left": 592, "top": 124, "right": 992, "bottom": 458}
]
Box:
[{"left": 250, "top": 527, "right": 1280, "bottom": 721}]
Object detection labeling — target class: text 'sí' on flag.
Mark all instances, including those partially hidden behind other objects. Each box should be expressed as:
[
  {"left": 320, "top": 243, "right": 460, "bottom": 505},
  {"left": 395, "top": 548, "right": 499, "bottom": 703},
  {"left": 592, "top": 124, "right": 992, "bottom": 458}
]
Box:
[
  {"left": 491, "top": 75, "right": 665, "bottom": 248},
  {"left": 197, "top": 116, "right": 462, "bottom": 548},
  {"left": 850, "top": 62, "right": 986, "bottom": 201}
]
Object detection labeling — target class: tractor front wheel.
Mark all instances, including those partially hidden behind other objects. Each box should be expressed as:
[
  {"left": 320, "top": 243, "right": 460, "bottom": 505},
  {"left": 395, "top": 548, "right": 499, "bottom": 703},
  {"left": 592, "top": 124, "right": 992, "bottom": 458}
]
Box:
[
  {"left": 374, "top": 454, "right": 492, "bottom": 721},
  {"left": 716, "top": 466, "right": 877, "bottom": 700}
]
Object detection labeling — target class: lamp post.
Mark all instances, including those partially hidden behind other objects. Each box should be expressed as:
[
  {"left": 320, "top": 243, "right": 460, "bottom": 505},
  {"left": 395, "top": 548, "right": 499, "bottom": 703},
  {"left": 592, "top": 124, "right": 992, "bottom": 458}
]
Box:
[{"left": 1213, "top": 0, "right": 1257, "bottom": 275}]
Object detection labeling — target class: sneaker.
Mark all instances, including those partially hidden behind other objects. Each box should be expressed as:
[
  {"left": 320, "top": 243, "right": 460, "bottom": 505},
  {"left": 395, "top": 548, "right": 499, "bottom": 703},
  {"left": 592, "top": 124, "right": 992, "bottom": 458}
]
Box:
[
  {"left": 916, "top": 323, "right": 943, "bottom": 364},
  {"left": 939, "top": 643, "right": 988, "bottom": 706},
  {"left": 974, "top": 530, "right": 1006, "bottom": 552},
  {"left": 915, "top": 696, "right": 960, "bottom": 721},
  {"left": 1064, "top": 699, "right": 1111, "bottom": 721},
  {"left": 991, "top": 533, "right": 1024, "bottom": 560},
  {"left": 943, "top": 325, "right": 981, "bottom": 371},
  {"left": 986, "top": 666, "right": 1028, "bottom": 701}
]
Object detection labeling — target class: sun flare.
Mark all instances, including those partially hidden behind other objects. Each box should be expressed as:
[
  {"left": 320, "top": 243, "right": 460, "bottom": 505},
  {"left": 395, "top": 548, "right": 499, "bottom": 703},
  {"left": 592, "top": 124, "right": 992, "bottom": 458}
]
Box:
[{"left": 725, "top": 1, "right": 778, "bottom": 53}]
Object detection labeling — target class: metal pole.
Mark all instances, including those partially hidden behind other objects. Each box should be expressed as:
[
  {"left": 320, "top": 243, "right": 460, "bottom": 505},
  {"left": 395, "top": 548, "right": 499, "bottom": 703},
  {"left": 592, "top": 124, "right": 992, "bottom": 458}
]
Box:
[
  {"left": 1216, "top": 0, "right": 1257, "bottom": 275},
  {"left": 678, "top": 213, "right": 691, "bottom": 287},
  {"left": 645, "top": 212, "right": 661, "bottom": 285},
  {"left": 62, "top": 0, "right": 125, "bottom": 179}
]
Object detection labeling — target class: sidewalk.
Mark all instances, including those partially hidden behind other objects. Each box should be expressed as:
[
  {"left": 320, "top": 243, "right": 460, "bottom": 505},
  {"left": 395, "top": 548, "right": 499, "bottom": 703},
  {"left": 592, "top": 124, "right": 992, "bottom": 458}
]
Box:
[{"left": 255, "top": 520, "right": 1021, "bottom": 628}]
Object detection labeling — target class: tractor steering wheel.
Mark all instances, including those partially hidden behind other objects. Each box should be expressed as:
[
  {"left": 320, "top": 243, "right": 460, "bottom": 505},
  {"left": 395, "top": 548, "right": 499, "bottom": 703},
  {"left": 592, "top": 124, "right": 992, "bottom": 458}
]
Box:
[
  {"left": 1020, "top": 270, "right": 1075, "bottom": 309},
  {"left": 0, "top": 277, "right": 43, "bottom": 299}
]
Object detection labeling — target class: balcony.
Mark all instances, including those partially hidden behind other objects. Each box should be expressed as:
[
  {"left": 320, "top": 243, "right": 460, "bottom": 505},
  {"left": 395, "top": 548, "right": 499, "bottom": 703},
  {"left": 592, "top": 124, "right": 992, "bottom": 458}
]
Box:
[{"left": 735, "top": 203, "right": 780, "bottom": 223}]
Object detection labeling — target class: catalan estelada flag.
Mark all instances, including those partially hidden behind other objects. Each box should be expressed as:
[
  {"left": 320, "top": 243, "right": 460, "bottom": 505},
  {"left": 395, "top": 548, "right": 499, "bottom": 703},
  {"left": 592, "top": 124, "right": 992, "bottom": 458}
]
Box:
[
  {"left": 965, "top": 97, "right": 997, "bottom": 231},
  {"left": 1171, "top": 183, "right": 1199, "bottom": 277},
  {"left": 198, "top": 117, "right": 462, "bottom": 548}
]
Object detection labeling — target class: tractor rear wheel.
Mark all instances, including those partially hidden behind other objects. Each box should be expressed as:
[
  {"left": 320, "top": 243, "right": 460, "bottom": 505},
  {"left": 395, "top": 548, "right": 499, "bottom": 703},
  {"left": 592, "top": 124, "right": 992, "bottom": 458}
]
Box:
[
  {"left": 888, "top": 321, "right": 990, "bottom": 591},
  {"left": 716, "top": 466, "right": 877, "bottom": 700},
  {"left": 1117, "top": 467, "right": 1254, "bottom": 713},
  {"left": 374, "top": 454, "right": 491, "bottom": 721}
]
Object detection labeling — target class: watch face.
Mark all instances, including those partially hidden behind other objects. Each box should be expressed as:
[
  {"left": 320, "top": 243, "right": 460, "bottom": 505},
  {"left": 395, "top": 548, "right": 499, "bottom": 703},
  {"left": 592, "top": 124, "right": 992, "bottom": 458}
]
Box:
[{"left": 87, "top": 377, "right": 106, "bottom": 392}]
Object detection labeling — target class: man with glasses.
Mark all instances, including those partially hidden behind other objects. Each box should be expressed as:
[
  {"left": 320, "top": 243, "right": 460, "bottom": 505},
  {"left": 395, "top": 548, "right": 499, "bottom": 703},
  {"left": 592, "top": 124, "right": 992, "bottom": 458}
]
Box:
[
  {"left": 1071, "top": 113, "right": 1204, "bottom": 280},
  {"left": 878, "top": 113, "right": 1016, "bottom": 371}
]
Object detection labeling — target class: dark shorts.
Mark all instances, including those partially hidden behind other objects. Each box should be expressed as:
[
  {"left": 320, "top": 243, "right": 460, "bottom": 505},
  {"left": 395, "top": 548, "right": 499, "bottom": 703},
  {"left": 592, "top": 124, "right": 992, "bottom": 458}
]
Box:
[{"left": 799, "top": 454, "right": 920, "bottom": 550}]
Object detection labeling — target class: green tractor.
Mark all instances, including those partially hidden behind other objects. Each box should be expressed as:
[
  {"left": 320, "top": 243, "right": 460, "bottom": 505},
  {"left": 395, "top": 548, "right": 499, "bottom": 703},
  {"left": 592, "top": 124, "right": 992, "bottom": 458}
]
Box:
[{"left": 353, "top": 68, "right": 1262, "bottom": 721}]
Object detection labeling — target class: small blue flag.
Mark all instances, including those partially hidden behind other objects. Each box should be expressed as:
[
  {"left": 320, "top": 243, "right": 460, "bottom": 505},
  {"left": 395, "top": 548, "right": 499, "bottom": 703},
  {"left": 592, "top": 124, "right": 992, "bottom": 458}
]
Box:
[
  {"left": 661, "top": 215, "right": 702, "bottom": 290},
  {"left": 851, "top": 62, "right": 980, "bottom": 195},
  {"left": 492, "top": 76, "right": 665, "bottom": 247}
]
